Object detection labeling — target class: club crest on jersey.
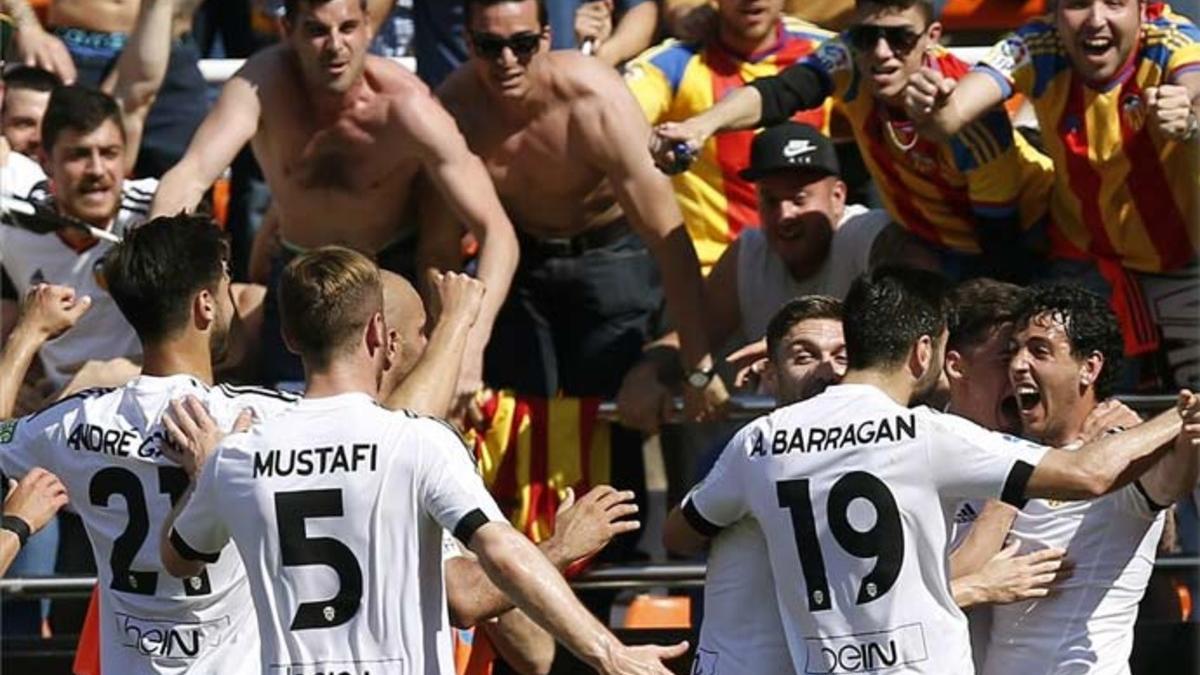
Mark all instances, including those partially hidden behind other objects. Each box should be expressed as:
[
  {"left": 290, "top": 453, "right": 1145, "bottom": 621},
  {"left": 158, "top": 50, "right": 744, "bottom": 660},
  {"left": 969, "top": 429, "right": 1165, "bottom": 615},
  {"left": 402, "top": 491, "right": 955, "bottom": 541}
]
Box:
[
  {"left": 0, "top": 419, "right": 17, "bottom": 444},
  {"left": 1121, "top": 93, "right": 1147, "bottom": 132},
  {"left": 93, "top": 258, "right": 109, "bottom": 292}
]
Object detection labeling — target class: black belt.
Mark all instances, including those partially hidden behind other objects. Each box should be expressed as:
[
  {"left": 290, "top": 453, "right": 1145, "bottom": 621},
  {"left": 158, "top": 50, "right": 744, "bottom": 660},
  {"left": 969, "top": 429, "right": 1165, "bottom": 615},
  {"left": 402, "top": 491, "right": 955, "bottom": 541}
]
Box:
[{"left": 519, "top": 219, "right": 631, "bottom": 258}]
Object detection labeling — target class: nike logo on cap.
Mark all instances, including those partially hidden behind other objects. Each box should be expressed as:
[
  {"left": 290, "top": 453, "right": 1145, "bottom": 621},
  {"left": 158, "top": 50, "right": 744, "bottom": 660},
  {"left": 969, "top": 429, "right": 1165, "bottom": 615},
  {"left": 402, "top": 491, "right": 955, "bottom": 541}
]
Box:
[{"left": 783, "top": 139, "right": 817, "bottom": 158}]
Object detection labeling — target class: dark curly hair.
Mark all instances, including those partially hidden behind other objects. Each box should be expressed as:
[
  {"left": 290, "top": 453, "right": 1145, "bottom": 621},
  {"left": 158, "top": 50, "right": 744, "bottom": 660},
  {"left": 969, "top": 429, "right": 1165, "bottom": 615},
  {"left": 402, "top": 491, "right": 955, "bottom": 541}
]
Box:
[{"left": 1015, "top": 282, "right": 1124, "bottom": 399}]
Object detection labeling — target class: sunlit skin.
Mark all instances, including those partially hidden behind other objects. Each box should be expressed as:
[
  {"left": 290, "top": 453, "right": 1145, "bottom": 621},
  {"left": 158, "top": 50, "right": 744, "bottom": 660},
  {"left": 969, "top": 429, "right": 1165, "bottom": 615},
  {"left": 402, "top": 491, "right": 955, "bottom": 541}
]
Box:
[
  {"left": 851, "top": 3, "right": 943, "bottom": 104},
  {"left": 285, "top": 0, "right": 372, "bottom": 96},
  {"left": 756, "top": 171, "right": 847, "bottom": 282},
  {"left": 764, "top": 318, "right": 847, "bottom": 405},
  {"left": 1010, "top": 313, "right": 1104, "bottom": 446},
  {"left": 467, "top": 1, "right": 552, "bottom": 103},
  {"left": 1056, "top": 0, "right": 1143, "bottom": 84},
  {"left": 2, "top": 88, "right": 51, "bottom": 157},
  {"left": 947, "top": 322, "right": 1022, "bottom": 435},
  {"left": 716, "top": 0, "right": 784, "bottom": 55},
  {"left": 210, "top": 262, "right": 235, "bottom": 363},
  {"left": 48, "top": 119, "right": 126, "bottom": 227}
]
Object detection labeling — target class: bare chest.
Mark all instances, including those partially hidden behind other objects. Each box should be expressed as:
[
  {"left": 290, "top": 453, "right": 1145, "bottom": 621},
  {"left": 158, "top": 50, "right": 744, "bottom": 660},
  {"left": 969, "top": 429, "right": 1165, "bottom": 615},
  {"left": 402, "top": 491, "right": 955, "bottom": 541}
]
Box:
[
  {"left": 471, "top": 113, "right": 605, "bottom": 208},
  {"left": 263, "top": 107, "right": 417, "bottom": 195}
]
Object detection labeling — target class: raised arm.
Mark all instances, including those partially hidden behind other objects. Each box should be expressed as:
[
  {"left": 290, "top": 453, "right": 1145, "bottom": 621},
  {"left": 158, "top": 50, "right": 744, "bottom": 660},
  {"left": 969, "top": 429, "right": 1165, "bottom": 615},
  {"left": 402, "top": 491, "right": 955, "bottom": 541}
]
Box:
[
  {"left": 384, "top": 272, "right": 483, "bottom": 417},
  {"left": 0, "top": 285, "right": 90, "bottom": 418},
  {"left": 109, "top": 0, "right": 175, "bottom": 174},
  {"left": 650, "top": 62, "right": 828, "bottom": 172},
  {"left": 1025, "top": 398, "right": 1193, "bottom": 500},
  {"left": 904, "top": 68, "right": 1008, "bottom": 142},
  {"left": 2, "top": 0, "right": 76, "bottom": 83},
  {"left": 151, "top": 61, "right": 265, "bottom": 217},
  {"left": 581, "top": 74, "right": 728, "bottom": 420},
  {"left": 401, "top": 94, "right": 519, "bottom": 398},
  {"left": 593, "top": 1, "right": 659, "bottom": 67}
]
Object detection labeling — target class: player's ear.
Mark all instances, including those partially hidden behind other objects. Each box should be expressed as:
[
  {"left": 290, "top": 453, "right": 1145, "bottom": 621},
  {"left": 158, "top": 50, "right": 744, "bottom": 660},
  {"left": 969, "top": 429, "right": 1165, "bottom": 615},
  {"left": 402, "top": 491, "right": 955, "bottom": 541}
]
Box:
[
  {"left": 365, "top": 311, "right": 387, "bottom": 356},
  {"left": 194, "top": 288, "right": 216, "bottom": 329},
  {"left": 909, "top": 334, "right": 935, "bottom": 381},
  {"left": 1079, "top": 350, "right": 1104, "bottom": 392},
  {"left": 944, "top": 349, "right": 965, "bottom": 383}
]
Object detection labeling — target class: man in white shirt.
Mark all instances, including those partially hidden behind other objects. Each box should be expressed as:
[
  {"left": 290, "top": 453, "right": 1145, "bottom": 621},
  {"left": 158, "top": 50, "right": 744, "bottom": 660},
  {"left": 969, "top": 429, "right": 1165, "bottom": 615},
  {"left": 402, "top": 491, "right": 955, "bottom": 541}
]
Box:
[
  {"left": 663, "top": 266, "right": 1198, "bottom": 675},
  {"left": 616, "top": 123, "right": 908, "bottom": 433},
  {"left": 0, "top": 214, "right": 300, "bottom": 674},
  {"left": 980, "top": 283, "right": 1199, "bottom": 675},
  {"left": 690, "top": 295, "right": 848, "bottom": 675},
  {"left": 162, "top": 246, "right": 687, "bottom": 675},
  {"left": 0, "top": 0, "right": 174, "bottom": 391}
]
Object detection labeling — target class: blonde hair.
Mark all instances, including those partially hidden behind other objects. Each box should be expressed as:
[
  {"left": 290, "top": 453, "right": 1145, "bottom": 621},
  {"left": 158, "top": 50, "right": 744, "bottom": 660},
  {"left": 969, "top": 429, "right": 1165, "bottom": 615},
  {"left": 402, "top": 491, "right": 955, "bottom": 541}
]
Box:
[{"left": 280, "top": 246, "right": 383, "bottom": 369}]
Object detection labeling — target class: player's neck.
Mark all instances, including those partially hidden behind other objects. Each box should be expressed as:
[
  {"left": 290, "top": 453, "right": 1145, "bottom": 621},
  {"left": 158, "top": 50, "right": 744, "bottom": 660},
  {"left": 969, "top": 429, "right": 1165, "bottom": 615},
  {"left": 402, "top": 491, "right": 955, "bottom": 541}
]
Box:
[
  {"left": 840, "top": 368, "right": 915, "bottom": 406},
  {"left": 140, "top": 338, "right": 213, "bottom": 385},
  {"left": 1039, "top": 397, "right": 1096, "bottom": 447},
  {"left": 302, "top": 360, "right": 380, "bottom": 401},
  {"left": 717, "top": 22, "right": 782, "bottom": 59}
]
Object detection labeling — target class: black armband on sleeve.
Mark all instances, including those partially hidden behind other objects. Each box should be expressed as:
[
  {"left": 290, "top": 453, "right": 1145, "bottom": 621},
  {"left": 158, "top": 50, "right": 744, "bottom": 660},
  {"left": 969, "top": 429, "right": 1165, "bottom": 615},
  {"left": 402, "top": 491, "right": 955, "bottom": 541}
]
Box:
[
  {"left": 1000, "top": 460, "right": 1036, "bottom": 509},
  {"left": 453, "top": 508, "right": 491, "bottom": 546},
  {"left": 169, "top": 529, "right": 220, "bottom": 564},
  {"left": 681, "top": 500, "right": 722, "bottom": 538},
  {"left": 750, "top": 64, "right": 830, "bottom": 127}
]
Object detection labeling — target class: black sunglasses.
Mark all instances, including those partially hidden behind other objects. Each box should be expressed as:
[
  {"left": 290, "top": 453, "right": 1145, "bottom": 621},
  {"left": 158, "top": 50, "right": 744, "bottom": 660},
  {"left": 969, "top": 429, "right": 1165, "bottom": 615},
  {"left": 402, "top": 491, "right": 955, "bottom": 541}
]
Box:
[
  {"left": 846, "top": 24, "right": 927, "bottom": 55},
  {"left": 470, "top": 31, "right": 542, "bottom": 60}
]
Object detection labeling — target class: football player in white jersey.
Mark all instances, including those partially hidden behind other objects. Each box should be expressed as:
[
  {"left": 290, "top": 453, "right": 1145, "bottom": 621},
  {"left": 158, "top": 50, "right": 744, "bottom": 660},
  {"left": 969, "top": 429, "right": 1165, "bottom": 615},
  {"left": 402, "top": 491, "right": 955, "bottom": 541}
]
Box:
[
  {"left": 978, "top": 283, "right": 1199, "bottom": 675},
  {"left": 163, "top": 247, "right": 687, "bottom": 675},
  {"left": 690, "top": 295, "right": 849, "bottom": 675},
  {"left": 664, "top": 267, "right": 1199, "bottom": 675},
  {"left": 0, "top": 214, "right": 300, "bottom": 674}
]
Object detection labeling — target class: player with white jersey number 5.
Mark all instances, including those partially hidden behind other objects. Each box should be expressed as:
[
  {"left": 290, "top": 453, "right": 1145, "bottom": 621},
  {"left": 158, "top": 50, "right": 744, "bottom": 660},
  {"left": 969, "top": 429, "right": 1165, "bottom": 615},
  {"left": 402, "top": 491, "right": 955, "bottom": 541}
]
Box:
[
  {"left": 161, "top": 247, "right": 689, "bottom": 675},
  {"left": 665, "top": 266, "right": 1200, "bottom": 675}
]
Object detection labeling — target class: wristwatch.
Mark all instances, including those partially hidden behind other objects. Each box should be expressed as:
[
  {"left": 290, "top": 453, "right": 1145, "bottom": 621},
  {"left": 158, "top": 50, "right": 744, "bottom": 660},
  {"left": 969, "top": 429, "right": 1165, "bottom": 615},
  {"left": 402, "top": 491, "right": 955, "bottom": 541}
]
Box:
[
  {"left": 1, "top": 515, "right": 31, "bottom": 549},
  {"left": 686, "top": 366, "right": 715, "bottom": 389}
]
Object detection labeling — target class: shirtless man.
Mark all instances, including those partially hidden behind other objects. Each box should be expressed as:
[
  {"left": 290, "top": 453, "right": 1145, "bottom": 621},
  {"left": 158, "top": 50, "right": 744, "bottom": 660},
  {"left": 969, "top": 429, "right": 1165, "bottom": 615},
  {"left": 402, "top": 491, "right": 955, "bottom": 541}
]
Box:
[
  {"left": 150, "top": 0, "right": 518, "bottom": 392},
  {"left": 5, "top": 0, "right": 209, "bottom": 175},
  {"left": 436, "top": 0, "right": 726, "bottom": 427}
]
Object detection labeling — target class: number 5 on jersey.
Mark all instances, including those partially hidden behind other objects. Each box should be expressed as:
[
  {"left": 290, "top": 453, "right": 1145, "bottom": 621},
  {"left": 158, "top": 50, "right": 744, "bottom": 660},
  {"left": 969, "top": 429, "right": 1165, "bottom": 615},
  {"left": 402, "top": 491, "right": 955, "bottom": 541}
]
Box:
[
  {"left": 275, "top": 489, "right": 364, "bottom": 630},
  {"left": 777, "top": 472, "right": 904, "bottom": 612}
]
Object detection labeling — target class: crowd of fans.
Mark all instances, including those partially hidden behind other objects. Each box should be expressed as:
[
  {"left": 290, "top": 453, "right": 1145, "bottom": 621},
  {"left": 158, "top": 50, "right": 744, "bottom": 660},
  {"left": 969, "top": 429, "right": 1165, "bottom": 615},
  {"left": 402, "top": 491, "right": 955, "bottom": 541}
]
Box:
[{"left": 0, "top": 0, "right": 1197, "bottom": 672}]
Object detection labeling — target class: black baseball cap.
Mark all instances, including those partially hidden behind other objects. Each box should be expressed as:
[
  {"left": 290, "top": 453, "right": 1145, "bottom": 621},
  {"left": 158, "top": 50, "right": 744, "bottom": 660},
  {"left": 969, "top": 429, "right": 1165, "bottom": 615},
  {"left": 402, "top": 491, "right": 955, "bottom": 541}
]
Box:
[{"left": 739, "top": 122, "right": 840, "bottom": 181}]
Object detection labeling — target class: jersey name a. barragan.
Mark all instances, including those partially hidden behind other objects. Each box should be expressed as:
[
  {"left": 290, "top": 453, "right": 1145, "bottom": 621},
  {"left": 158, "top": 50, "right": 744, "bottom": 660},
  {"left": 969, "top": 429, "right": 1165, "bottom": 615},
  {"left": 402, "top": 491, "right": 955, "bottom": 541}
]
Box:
[
  {"left": 682, "top": 384, "right": 1047, "bottom": 674},
  {"left": 170, "top": 392, "right": 507, "bottom": 675},
  {"left": 0, "top": 375, "right": 299, "bottom": 675}
]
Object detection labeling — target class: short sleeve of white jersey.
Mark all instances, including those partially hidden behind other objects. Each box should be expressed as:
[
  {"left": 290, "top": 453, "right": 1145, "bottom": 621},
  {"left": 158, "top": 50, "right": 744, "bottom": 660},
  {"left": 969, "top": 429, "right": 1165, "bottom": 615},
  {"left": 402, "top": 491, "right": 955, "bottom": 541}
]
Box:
[
  {"left": 923, "top": 408, "right": 1048, "bottom": 506},
  {"left": 680, "top": 421, "right": 760, "bottom": 535},
  {"left": 0, "top": 405, "right": 68, "bottom": 479},
  {"left": 169, "top": 438, "right": 237, "bottom": 563},
  {"left": 412, "top": 418, "right": 506, "bottom": 546}
]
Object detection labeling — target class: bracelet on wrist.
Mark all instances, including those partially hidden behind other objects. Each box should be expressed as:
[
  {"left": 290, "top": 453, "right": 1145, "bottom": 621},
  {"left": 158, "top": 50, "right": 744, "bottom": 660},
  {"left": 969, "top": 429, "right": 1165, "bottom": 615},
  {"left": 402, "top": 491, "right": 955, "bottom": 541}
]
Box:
[{"left": 1, "top": 515, "right": 32, "bottom": 548}]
